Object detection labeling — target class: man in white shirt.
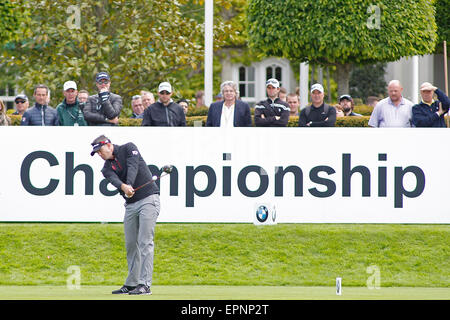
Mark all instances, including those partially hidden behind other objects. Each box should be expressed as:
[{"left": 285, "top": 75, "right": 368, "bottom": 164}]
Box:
[
  {"left": 368, "top": 80, "right": 414, "bottom": 127},
  {"left": 206, "top": 81, "right": 252, "bottom": 127}
]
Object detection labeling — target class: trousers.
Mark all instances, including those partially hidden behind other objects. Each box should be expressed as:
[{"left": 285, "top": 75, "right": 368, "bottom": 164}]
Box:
[{"left": 123, "top": 194, "right": 160, "bottom": 287}]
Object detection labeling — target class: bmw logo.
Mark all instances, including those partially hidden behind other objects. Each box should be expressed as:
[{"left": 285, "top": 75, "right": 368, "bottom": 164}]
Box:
[{"left": 256, "top": 205, "right": 269, "bottom": 222}]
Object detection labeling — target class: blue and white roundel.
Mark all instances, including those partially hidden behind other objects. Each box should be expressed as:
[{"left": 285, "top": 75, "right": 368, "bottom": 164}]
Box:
[{"left": 256, "top": 205, "right": 269, "bottom": 222}]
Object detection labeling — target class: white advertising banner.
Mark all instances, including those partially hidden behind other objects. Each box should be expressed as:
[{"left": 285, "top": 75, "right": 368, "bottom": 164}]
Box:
[{"left": 1, "top": 126, "right": 449, "bottom": 223}]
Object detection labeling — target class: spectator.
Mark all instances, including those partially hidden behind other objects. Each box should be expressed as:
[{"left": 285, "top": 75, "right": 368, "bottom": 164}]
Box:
[
  {"left": 286, "top": 93, "right": 300, "bottom": 117},
  {"left": 412, "top": 82, "right": 450, "bottom": 128},
  {"left": 279, "top": 87, "right": 287, "bottom": 102},
  {"left": 141, "top": 82, "right": 186, "bottom": 126},
  {"left": 130, "top": 95, "right": 145, "bottom": 119},
  {"left": 141, "top": 90, "right": 155, "bottom": 109},
  {"left": 177, "top": 99, "right": 189, "bottom": 115},
  {"left": 195, "top": 90, "right": 205, "bottom": 108},
  {"left": 12, "top": 94, "right": 29, "bottom": 116},
  {"left": 83, "top": 71, "right": 123, "bottom": 126},
  {"left": 78, "top": 90, "right": 89, "bottom": 103},
  {"left": 254, "top": 78, "right": 290, "bottom": 127},
  {"left": 206, "top": 80, "right": 252, "bottom": 127},
  {"left": 366, "top": 96, "right": 380, "bottom": 108},
  {"left": 56, "top": 81, "right": 87, "bottom": 126},
  {"left": 368, "top": 80, "right": 413, "bottom": 128},
  {"left": 298, "top": 83, "right": 336, "bottom": 127},
  {"left": 338, "top": 94, "right": 362, "bottom": 116},
  {"left": 214, "top": 93, "right": 223, "bottom": 102},
  {"left": 21, "top": 84, "right": 59, "bottom": 126},
  {"left": 0, "top": 100, "right": 11, "bottom": 126}
]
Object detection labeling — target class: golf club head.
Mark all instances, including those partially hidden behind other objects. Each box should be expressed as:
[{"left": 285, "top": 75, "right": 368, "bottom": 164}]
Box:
[{"left": 162, "top": 165, "right": 173, "bottom": 174}]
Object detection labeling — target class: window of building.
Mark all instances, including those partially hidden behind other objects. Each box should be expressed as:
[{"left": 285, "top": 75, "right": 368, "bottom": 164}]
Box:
[
  {"left": 238, "top": 66, "right": 256, "bottom": 99},
  {"left": 266, "top": 65, "right": 283, "bottom": 87}
]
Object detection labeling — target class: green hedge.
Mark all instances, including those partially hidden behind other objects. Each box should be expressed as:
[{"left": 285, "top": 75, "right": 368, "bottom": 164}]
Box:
[
  {"left": 5, "top": 114, "right": 370, "bottom": 127},
  {"left": 11, "top": 111, "right": 449, "bottom": 128}
]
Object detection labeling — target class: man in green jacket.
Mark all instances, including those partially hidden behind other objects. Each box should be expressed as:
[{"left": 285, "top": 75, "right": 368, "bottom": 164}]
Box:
[{"left": 56, "top": 81, "right": 87, "bottom": 126}]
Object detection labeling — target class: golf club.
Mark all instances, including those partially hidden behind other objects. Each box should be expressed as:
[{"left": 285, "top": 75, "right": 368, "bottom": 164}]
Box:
[{"left": 125, "top": 165, "right": 173, "bottom": 198}]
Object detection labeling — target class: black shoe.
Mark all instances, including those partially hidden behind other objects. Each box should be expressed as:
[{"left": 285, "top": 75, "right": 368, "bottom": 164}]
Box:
[
  {"left": 128, "top": 284, "right": 151, "bottom": 295},
  {"left": 112, "top": 285, "right": 136, "bottom": 294}
]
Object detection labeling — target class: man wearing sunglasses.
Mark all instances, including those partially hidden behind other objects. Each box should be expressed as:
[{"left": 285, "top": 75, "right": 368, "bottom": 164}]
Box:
[
  {"left": 12, "top": 94, "right": 29, "bottom": 116},
  {"left": 141, "top": 82, "right": 186, "bottom": 126},
  {"left": 83, "top": 71, "right": 123, "bottom": 126}
]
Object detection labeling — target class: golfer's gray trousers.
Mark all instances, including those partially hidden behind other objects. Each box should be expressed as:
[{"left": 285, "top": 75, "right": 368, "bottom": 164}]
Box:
[{"left": 123, "top": 194, "right": 160, "bottom": 287}]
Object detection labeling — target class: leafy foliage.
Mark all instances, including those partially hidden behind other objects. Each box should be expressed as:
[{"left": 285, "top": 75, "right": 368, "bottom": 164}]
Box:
[
  {"left": 247, "top": 0, "right": 437, "bottom": 65},
  {"left": 0, "top": 0, "right": 25, "bottom": 46},
  {"left": 349, "top": 63, "right": 387, "bottom": 102},
  {"left": 2, "top": 0, "right": 206, "bottom": 111}
]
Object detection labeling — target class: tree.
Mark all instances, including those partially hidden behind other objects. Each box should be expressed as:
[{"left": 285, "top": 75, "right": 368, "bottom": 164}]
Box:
[
  {"left": 247, "top": 0, "right": 438, "bottom": 96},
  {"left": 349, "top": 63, "right": 387, "bottom": 103},
  {"left": 0, "top": 0, "right": 25, "bottom": 46},
  {"left": 1, "top": 0, "right": 206, "bottom": 112}
]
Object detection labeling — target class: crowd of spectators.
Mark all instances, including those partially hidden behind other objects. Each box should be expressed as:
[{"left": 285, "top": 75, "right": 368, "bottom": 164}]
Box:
[{"left": 1, "top": 71, "right": 449, "bottom": 128}]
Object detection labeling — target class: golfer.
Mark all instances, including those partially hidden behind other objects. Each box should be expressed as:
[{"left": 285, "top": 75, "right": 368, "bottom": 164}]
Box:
[{"left": 91, "top": 135, "right": 160, "bottom": 295}]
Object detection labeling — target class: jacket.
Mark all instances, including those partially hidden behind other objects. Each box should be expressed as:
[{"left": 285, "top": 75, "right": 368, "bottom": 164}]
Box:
[
  {"left": 101, "top": 143, "right": 159, "bottom": 204},
  {"left": 20, "top": 103, "right": 59, "bottom": 126},
  {"left": 254, "top": 97, "right": 290, "bottom": 127},
  {"left": 83, "top": 92, "right": 123, "bottom": 126},
  {"left": 412, "top": 89, "right": 450, "bottom": 127},
  {"left": 56, "top": 98, "right": 88, "bottom": 126},
  {"left": 206, "top": 100, "right": 252, "bottom": 127},
  {"left": 298, "top": 103, "right": 336, "bottom": 127},
  {"left": 141, "top": 101, "right": 186, "bottom": 126}
]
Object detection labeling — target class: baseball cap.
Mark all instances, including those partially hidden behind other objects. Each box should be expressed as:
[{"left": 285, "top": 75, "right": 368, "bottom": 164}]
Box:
[
  {"left": 95, "top": 72, "right": 110, "bottom": 82},
  {"left": 158, "top": 82, "right": 172, "bottom": 93},
  {"left": 14, "top": 94, "right": 28, "bottom": 103},
  {"left": 90, "top": 134, "right": 111, "bottom": 156},
  {"left": 419, "top": 82, "right": 437, "bottom": 91},
  {"left": 310, "top": 83, "right": 324, "bottom": 93},
  {"left": 63, "top": 81, "right": 77, "bottom": 91},
  {"left": 266, "top": 78, "right": 280, "bottom": 88},
  {"left": 339, "top": 94, "right": 352, "bottom": 102}
]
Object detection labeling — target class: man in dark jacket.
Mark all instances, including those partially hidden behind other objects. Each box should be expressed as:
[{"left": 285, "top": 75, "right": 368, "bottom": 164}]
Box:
[
  {"left": 206, "top": 80, "right": 252, "bottom": 127},
  {"left": 141, "top": 82, "right": 186, "bottom": 126},
  {"left": 254, "top": 78, "right": 290, "bottom": 127},
  {"left": 299, "top": 83, "right": 336, "bottom": 127},
  {"left": 412, "top": 82, "right": 450, "bottom": 127},
  {"left": 91, "top": 135, "right": 160, "bottom": 295},
  {"left": 21, "top": 84, "right": 59, "bottom": 126},
  {"left": 83, "top": 72, "right": 123, "bottom": 126}
]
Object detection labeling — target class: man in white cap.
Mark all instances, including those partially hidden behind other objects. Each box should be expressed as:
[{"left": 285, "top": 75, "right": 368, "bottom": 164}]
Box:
[
  {"left": 254, "top": 78, "right": 290, "bottom": 127},
  {"left": 12, "top": 94, "right": 29, "bottom": 116},
  {"left": 412, "top": 82, "right": 450, "bottom": 127},
  {"left": 141, "top": 82, "right": 186, "bottom": 126},
  {"left": 56, "top": 81, "right": 87, "bottom": 126},
  {"left": 368, "top": 80, "right": 413, "bottom": 127},
  {"left": 298, "top": 83, "right": 336, "bottom": 127}
]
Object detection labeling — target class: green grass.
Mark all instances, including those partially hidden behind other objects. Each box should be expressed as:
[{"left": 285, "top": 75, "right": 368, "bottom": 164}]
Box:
[
  {"left": 1, "top": 285, "right": 449, "bottom": 300},
  {"left": 0, "top": 223, "right": 449, "bottom": 288}
]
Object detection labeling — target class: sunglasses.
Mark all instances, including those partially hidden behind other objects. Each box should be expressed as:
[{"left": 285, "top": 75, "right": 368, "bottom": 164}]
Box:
[
  {"left": 97, "top": 79, "right": 110, "bottom": 84},
  {"left": 16, "top": 100, "right": 26, "bottom": 104},
  {"left": 159, "top": 91, "right": 170, "bottom": 95}
]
